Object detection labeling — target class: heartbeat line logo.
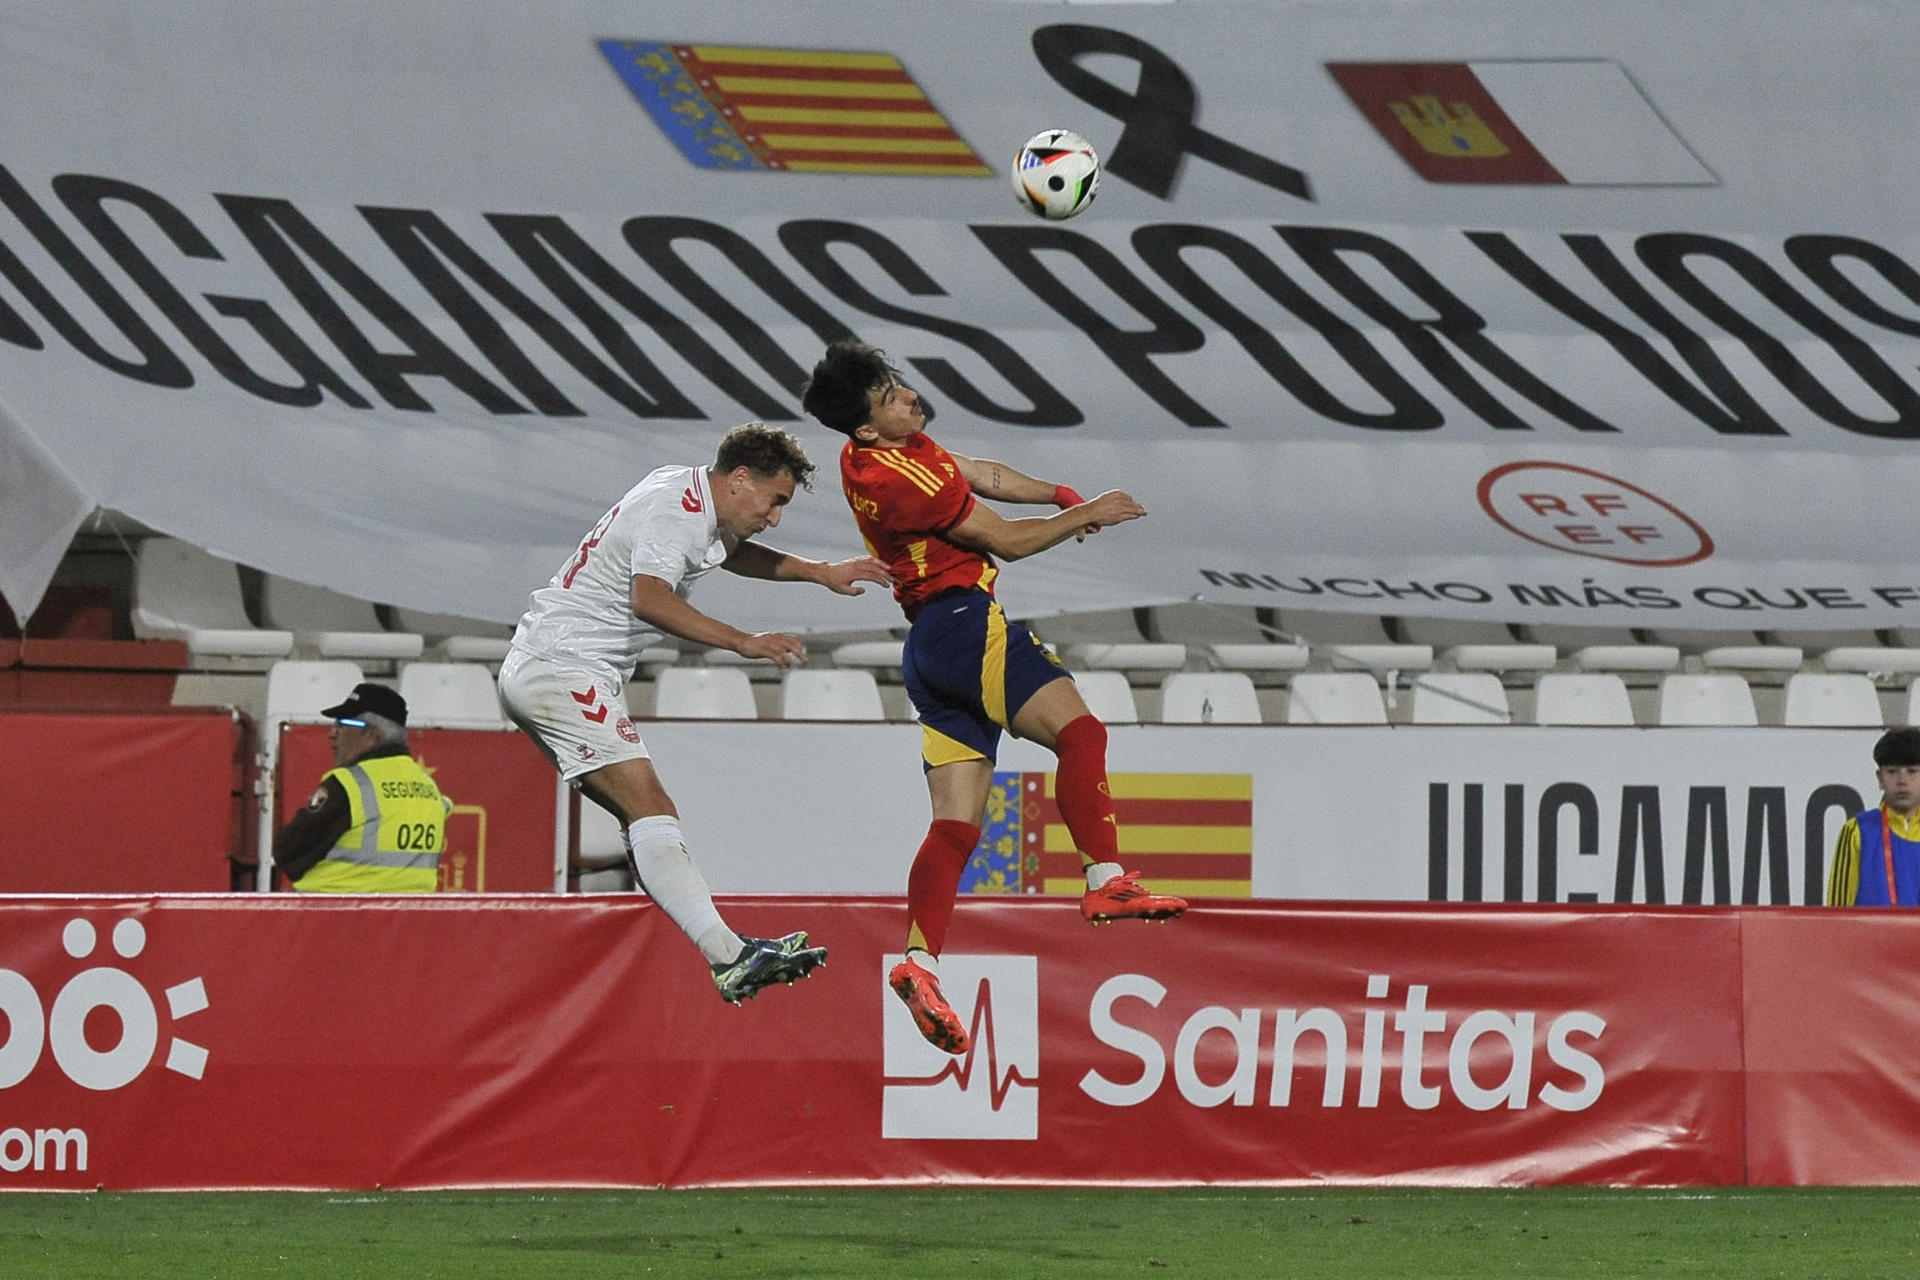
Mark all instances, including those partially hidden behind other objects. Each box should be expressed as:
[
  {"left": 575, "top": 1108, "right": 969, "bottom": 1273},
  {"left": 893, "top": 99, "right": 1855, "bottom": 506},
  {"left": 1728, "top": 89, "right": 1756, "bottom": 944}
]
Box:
[{"left": 881, "top": 954, "right": 1038, "bottom": 1141}]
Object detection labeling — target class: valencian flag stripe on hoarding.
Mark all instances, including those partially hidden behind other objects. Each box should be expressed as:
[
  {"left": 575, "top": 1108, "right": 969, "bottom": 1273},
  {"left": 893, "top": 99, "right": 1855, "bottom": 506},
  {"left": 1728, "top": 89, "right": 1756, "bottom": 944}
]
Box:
[
  {"left": 600, "top": 40, "right": 990, "bottom": 175},
  {"left": 1328, "top": 59, "right": 1716, "bottom": 186},
  {"left": 962, "top": 772, "right": 1252, "bottom": 897}
]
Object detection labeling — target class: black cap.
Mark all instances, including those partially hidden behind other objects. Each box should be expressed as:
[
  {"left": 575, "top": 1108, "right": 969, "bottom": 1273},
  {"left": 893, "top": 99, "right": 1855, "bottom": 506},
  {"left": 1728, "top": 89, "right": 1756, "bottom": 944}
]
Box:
[{"left": 320, "top": 682, "right": 409, "bottom": 728}]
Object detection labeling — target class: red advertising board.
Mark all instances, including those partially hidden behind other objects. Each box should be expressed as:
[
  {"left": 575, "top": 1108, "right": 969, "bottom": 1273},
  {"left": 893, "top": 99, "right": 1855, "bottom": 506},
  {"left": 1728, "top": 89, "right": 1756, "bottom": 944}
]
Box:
[
  {"left": 0, "top": 897, "right": 1777, "bottom": 1190},
  {"left": 274, "top": 724, "right": 557, "bottom": 892},
  {"left": 0, "top": 710, "right": 243, "bottom": 891},
  {"left": 1741, "top": 909, "right": 1920, "bottom": 1185}
]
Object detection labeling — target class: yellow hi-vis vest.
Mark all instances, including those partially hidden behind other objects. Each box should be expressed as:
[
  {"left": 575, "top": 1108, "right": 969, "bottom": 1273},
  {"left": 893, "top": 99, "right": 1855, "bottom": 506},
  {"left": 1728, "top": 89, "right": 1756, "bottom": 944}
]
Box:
[{"left": 293, "top": 753, "right": 449, "bottom": 893}]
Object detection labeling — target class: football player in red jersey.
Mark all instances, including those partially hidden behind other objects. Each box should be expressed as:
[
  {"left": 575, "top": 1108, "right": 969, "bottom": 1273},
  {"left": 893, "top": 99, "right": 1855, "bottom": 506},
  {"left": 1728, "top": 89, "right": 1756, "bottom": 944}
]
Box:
[{"left": 803, "top": 340, "right": 1187, "bottom": 1055}]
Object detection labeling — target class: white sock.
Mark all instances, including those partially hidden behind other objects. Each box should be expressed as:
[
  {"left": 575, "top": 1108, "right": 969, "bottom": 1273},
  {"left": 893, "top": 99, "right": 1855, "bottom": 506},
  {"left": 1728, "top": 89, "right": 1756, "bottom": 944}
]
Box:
[
  {"left": 906, "top": 947, "right": 938, "bottom": 976},
  {"left": 1085, "top": 861, "right": 1125, "bottom": 890},
  {"left": 625, "top": 815, "right": 741, "bottom": 965}
]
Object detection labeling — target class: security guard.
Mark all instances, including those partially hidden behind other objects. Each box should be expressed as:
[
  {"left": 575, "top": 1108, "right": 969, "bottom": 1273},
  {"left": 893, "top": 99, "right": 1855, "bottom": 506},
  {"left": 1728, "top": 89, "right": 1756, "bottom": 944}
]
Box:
[{"left": 272, "top": 682, "right": 450, "bottom": 892}]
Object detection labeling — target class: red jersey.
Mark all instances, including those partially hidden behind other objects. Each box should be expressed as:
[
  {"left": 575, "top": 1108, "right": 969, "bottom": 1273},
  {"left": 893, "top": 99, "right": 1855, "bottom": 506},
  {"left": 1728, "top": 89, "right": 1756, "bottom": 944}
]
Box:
[{"left": 840, "top": 433, "right": 998, "bottom": 618}]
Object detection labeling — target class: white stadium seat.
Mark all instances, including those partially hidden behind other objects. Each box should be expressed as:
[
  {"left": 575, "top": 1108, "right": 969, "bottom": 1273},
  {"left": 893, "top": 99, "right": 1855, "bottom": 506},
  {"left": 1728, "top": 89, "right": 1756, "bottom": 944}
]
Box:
[
  {"left": 264, "top": 660, "right": 365, "bottom": 721},
  {"left": 1531, "top": 673, "right": 1635, "bottom": 726},
  {"left": 1159, "top": 672, "right": 1261, "bottom": 724},
  {"left": 651, "top": 667, "right": 756, "bottom": 719},
  {"left": 779, "top": 669, "right": 885, "bottom": 721},
  {"left": 1285, "top": 673, "right": 1387, "bottom": 725},
  {"left": 130, "top": 537, "right": 293, "bottom": 659},
  {"left": 1571, "top": 645, "right": 1681, "bottom": 673},
  {"left": 1781, "top": 673, "right": 1884, "bottom": 727},
  {"left": 1072, "top": 671, "right": 1140, "bottom": 724},
  {"left": 1657, "top": 674, "right": 1758, "bottom": 726},
  {"left": 1207, "top": 643, "right": 1311, "bottom": 676},
  {"left": 1064, "top": 642, "right": 1188, "bottom": 673},
  {"left": 397, "top": 661, "right": 506, "bottom": 728}
]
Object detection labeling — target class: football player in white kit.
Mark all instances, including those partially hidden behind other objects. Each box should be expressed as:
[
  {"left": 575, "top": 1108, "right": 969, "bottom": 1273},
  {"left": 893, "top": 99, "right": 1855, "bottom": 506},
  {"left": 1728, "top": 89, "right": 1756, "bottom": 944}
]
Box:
[{"left": 499, "top": 422, "right": 890, "bottom": 1003}]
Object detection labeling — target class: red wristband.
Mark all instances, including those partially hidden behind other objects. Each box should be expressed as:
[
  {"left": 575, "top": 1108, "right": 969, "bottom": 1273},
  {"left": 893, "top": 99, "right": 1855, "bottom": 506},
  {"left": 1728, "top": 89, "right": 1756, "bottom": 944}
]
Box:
[{"left": 1052, "top": 484, "right": 1085, "bottom": 509}]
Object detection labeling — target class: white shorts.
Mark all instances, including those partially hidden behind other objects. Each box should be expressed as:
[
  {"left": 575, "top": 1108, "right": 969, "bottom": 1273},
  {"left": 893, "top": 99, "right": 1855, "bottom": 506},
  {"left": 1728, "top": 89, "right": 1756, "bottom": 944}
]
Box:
[{"left": 498, "top": 649, "right": 651, "bottom": 783}]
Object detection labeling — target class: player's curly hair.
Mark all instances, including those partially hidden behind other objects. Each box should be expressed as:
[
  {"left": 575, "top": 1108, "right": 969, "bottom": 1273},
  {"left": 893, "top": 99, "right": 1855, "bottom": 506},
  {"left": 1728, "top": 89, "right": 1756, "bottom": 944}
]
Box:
[
  {"left": 715, "top": 421, "right": 815, "bottom": 491},
  {"left": 800, "top": 340, "right": 899, "bottom": 438}
]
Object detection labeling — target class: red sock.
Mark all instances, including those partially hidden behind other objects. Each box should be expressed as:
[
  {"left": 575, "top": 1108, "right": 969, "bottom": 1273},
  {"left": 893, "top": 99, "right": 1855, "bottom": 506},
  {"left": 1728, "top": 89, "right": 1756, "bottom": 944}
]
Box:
[
  {"left": 1054, "top": 714, "right": 1120, "bottom": 866},
  {"left": 905, "top": 819, "right": 979, "bottom": 957}
]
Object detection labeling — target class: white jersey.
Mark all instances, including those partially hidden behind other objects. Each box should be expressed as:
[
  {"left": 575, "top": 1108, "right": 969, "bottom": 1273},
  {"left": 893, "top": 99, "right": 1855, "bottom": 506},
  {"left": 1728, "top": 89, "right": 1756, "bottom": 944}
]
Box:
[{"left": 509, "top": 464, "right": 737, "bottom": 681}]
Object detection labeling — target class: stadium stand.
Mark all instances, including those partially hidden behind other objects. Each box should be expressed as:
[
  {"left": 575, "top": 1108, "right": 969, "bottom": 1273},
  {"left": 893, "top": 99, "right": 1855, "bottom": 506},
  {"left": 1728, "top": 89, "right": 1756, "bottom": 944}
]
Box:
[
  {"left": 1764, "top": 627, "right": 1887, "bottom": 652},
  {"left": 1639, "top": 626, "right": 1770, "bottom": 653},
  {"left": 1513, "top": 622, "right": 1644, "bottom": 650},
  {"left": 1063, "top": 642, "right": 1188, "bottom": 676},
  {"left": 1570, "top": 643, "right": 1681, "bottom": 673},
  {"left": 1284, "top": 672, "right": 1388, "bottom": 725},
  {"left": 650, "top": 666, "right": 756, "bottom": 719},
  {"left": 1442, "top": 642, "right": 1557, "bottom": 674},
  {"left": 1780, "top": 673, "right": 1885, "bottom": 727},
  {"left": 1531, "top": 672, "right": 1637, "bottom": 726},
  {"left": 1657, "top": 673, "right": 1759, "bottom": 726},
  {"left": 385, "top": 606, "right": 514, "bottom": 663},
  {"left": 131, "top": 537, "right": 293, "bottom": 660},
  {"left": 1159, "top": 671, "right": 1261, "bottom": 724},
  {"left": 1275, "top": 608, "right": 1394, "bottom": 646},
  {"left": 1410, "top": 672, "right": 1513, "bottom": 724},
  {"left": 1140, "top": 601, "right": 1278, "bottom": 645},
  {"left": 1698, "top": 645, "right": 1804, "bottom": 674},
  {"left": 396, "top": 661, "right": 507, "bottom": 728},
  {"left": 567, "top": 790, "right": 635, "bottom": 893},
  {"left": 1391, "top": 616, "right": 1525, "bottom": 648},
  {"left": 260, "top": 575, "right": 424, "bottom": 663},
  {"left": 830, "top": 639, "right": 906, "bottom": 673},
  {"left": 1024, "top": 607, "right": 1148, "bottom": 646},
  {"left": 1206, "top": 641, "right": 1311, "bottom": 681},
  {"left": 263, "top": 660, "right": 364, "bottom": 723},
  {"left": 779, "top": 668, "right": 885, "bottom": 721},
  {"left": 1072, "top": 670, "right": 1141, "bottom": 724},
  {"left": 1819, "top": 647, "right": 1920, "bottom": 677}
]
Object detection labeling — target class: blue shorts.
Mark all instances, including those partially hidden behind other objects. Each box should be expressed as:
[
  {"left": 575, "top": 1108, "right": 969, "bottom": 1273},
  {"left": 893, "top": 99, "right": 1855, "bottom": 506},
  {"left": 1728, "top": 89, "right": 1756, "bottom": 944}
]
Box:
[{"left": 903, "top": 589, "right": 1071, "bottom": 769}]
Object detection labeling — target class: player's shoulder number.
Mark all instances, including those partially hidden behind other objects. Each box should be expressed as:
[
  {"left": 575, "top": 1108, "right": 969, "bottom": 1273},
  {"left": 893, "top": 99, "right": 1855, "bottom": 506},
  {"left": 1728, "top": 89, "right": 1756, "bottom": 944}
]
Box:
[{"left": 562, "top": 504, "right": 621, "bottom": 589}]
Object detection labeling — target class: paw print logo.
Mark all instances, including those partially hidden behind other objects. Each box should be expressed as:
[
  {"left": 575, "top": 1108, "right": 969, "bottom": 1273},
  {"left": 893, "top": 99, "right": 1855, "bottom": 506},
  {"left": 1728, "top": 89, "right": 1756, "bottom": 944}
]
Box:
[{"left": 0, "top": 917, "right": 209, "bottom": 1091}]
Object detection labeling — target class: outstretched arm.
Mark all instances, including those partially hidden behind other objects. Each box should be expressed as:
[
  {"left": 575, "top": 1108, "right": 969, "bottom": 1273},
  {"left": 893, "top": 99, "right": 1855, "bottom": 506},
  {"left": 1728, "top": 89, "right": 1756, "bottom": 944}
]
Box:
[
  {"left": 630, "top": 573, "right": 808, "bottom": 667},
  {"left": 950, "top": 453, "right": 1064, "bottom": 505},
  {"left": 950, "top": 452, "right": 1099, "bottom": 538},
  {"left": 721, "top": 541, "right": 892, "bottom": 595},
  {"left": 946, "top": 489, "right": 1146, "bottom": 562}
]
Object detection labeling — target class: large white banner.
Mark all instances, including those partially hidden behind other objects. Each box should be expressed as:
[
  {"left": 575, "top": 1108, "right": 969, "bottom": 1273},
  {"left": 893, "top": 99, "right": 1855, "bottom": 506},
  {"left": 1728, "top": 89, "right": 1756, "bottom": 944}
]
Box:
[
  {"left": 4, "top": 2, "right": 1919, "bottom": 633},
  {"left": 633, "top": 721, "right": 1879, "bottom": 906}
]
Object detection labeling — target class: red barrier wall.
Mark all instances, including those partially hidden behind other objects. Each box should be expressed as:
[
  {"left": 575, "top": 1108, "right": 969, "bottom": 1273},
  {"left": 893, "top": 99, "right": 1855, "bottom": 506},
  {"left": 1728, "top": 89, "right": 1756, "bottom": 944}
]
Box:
[
  {"left": 0, "top": 711, "right": 243, "bottom": 890},
  {"left": 0, "top": 896, "right": 1901, "bottom": 1190}
]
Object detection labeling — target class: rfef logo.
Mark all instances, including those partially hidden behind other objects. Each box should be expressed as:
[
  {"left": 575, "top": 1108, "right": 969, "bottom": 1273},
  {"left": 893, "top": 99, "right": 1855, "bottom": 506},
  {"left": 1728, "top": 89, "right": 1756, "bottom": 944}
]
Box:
[
  {"left": 1478, "top": 461, "right": 1714, "bottom": 566},
  {"left": 881, "top": 954, "right": 1038, "bottom": 1140}
]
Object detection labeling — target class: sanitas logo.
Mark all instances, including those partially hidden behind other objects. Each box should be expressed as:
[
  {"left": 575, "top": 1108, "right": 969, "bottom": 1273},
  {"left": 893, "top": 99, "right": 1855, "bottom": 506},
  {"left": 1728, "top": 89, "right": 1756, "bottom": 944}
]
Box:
[
  {"left": 1082, "top": 972, "right": 1606, "bottom": 1112},
  {"left": 881, "top": 954, "right": 1037, "bottom": 1141}
]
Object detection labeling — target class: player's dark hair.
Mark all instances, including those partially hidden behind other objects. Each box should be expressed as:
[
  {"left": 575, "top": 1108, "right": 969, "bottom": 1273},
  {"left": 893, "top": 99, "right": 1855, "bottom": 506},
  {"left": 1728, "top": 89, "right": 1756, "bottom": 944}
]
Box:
[
  {"left": 1874, "top": 727, "right": 1920, "bottom": 768},
  {"left": 715, "top": 421, "right": 815, "bottom": 491},
  {"left": 801, "top": 340, "right": 898, "bottom": 438}
]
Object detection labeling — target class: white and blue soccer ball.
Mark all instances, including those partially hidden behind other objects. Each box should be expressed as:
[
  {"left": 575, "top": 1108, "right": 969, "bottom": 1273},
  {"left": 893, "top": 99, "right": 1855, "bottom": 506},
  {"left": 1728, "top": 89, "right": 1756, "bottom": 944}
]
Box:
[{"left": 1011, "top": 129, "right": 1100, "bottom": 220}]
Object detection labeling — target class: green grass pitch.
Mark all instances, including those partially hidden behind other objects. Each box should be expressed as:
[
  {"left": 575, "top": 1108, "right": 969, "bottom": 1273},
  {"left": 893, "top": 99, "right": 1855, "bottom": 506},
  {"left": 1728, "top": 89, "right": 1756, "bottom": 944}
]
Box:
[{"left": 0, "top": 1186, "right": 1916, "bottom": 1278}]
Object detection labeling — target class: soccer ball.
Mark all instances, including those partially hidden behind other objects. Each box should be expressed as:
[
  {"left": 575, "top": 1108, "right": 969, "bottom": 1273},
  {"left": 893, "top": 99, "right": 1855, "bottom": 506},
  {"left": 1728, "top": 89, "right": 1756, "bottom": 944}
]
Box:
[{"left": 1010, "top": 129, "right": 1100, "bottom": 220}]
